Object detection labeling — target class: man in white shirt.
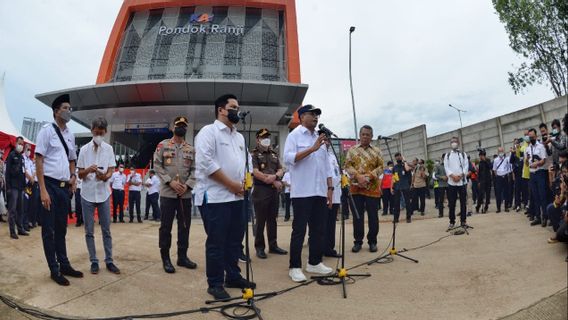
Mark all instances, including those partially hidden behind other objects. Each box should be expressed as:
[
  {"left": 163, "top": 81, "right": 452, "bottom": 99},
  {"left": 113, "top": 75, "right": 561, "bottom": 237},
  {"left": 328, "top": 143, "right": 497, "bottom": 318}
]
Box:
[
  {"left": 324, "top": 143, "right": 342, "bottom": 258},
  {"left": 493, "top": 147, "right": 512, "bottom": 213},
  {"left": 127, "top": 166, "right": 143, "bottom": 223},
  {"left": 194, "top": 94, "right": 255, "bottom": 300},
  {"left": 35, "top": 94, "right": 83, "bottom": 286},
  {"left": 23, "top": 144, "right": 39, "bottom": 230},
  {"left": 144, "top": 170, "right": 161, "bottom": 221},
  {"left": 525, "top": 128, "right": 548, "bottom": 226},
  {"left": 109, "top": 164, "right": 126, "bottom": 222},
  {"left": 284, "top": 104, "right": 334, "bottom": 283},
  {"left": 77, "top": 117, "right": 120, "bottom": 275},
  {"left": 443, "top": 137, "right": 469, "bottom": 229}
]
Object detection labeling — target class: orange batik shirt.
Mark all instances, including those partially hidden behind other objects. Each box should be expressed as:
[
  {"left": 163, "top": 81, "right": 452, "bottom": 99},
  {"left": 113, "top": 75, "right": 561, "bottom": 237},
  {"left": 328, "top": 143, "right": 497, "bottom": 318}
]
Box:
[{"left": 345, "top": 144, "right": 384, "bottom": 198}]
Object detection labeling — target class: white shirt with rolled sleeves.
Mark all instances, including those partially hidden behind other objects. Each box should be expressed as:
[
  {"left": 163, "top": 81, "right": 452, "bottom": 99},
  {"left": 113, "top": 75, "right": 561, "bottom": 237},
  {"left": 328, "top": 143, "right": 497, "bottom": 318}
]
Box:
[
  {"left": 34, "top": 123, "right": 76, "bottom": 181},
  {"left": 284, "top": 125, "right": 333, "bottom": 199},
  {"left": 194, "top": 120, "right": 247, "bottom": 206},
  {"left": 493, "top": 155, "right": 512, "bottom": 177},
  {"left": 282, "top": 172, "right": 291, "bottom": 193},
  {"left": 525, "top": 141, "right": 547, "bottom": 173},
  {"left": 110, "top": 171, "right": 127, "bottom": 190},
  {"left": 77, "top": 140, "right": 116, "bottom": 203},
  {"left": 127, "top": 172, "right": 143, "bottom": 192},
  {"left": 146, "top": 176, "right": 160, "bottom": 195},
  {"left": 444, "top": 149, "right": 469, "bottom": 187}
]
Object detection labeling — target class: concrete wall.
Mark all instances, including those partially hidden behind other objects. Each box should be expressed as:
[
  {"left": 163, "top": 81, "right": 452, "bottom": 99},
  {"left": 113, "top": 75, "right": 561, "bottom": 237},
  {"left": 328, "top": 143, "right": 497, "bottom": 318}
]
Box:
[{"left": 380, "top": 95, "right": 567, "bottom": 161}]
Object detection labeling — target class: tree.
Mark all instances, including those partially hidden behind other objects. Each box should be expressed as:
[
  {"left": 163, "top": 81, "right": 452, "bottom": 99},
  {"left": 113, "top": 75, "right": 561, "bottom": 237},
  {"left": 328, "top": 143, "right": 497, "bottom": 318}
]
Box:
[{"left": 493, "top": 0, "right": 568, "bottom": 97}]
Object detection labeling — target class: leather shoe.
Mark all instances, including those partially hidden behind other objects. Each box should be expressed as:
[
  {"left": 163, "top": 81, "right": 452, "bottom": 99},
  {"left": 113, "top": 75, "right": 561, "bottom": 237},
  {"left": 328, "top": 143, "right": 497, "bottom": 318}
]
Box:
[
  {"left": 207, "top": 287, "right": 230, "bottom": 300},
  {"left": 541, "top": 219, "right": 548, "bottom": 227},
  {"left": 225, "top": 277, "right": 256, "bottom": 289},
  {"left": 17, "top": 230, "right": 29, "bottom": 236},
  {"left": 162, "top": 259, "right": 176, "bottom": 273},
  {"left": 530, "top": 219, "right": 541, "bottom": 226},
  {"left": 256, "top": 249, "right": 267, "bottom": 259},
  {"left": 50, "top": 273, "right": 70, "bottom": 286},
  {"left": 268, "top": 247, "right": 288, "bottom": 255},
  {"left": 351, "top": 244, "right": 362, "bottom": 253},
  {"left": 10, "top": 233, "right": 18, "bottom": 239},
  {"left": 106, "top": 263, "right": 121, "bottom": 274},
  {"left": 60, "top": 266, "right": 83, "bottom": 278},
  {"left": 369, "top": 244, "right": 378, "bottom": 252},
  {"left": 90, "top": 263, "right": 99, "bottom": 274},
  {"left": 177, "top": 257, "right": 197, "bottom": 269}
]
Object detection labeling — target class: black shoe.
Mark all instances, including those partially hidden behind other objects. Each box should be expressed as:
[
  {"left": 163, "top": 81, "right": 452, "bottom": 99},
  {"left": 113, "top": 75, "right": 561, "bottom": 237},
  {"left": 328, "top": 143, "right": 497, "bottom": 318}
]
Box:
[
  {"left": 406, "top": 218, "right": 412, "bottom": 223},
  {"left": 475, "top": 206, "right": 480, "bottom": 213},
  {"left": 225, "top": 278, "right": 256, "bottom": 290},
  {"left": 256, "top": 249, "right": 267, "bottom": 259},
  {"left": 530, "top": 219, "right": 541, "bottom": 226},
  {"left": 207, "top": 287, "right": 230, "bottom": 300},
  {"left": 112, "top": 219, "right": 117, "bottom": 223},
  {"left": 505, "top": 208, "right": 510, "bottom": 213},
  {"left": 75, "top": 223, "right": 82, "bottom": 227},
  {"left": 496, "top": 209, "right": 501, "bottom": 213},
  {"left": 10, "top": 233, "right": 18, "bottom": 239},
  {"left": 324, "top": 251, "right": 341, "bottom": 258},
  {"left": 269, "top": 247, "right": 288, "bottom": 255},
  {"left": 106, "top": 263, "right": 121, "bottom": 274},
  {"left": 144, "top": 216, "right": 149, "bottom": 220},
  {"left": 51, "top": 273, "right": 70, "bottom": 286},
  {"left": 239, "top": 253, "right": 250, "bottom": 263},
  {"left": 369, "top": 244, "right": 378, "bottom": 252},
  {"left": 284, "top": 217, "right": 290, "bottom": 222},
  {"left": 177, "top": 257, "right": 197, "bottom": 269},
  {"left": 60, "top": 266, "right": 83, "bottom": 278},
  {"left": 129, "top": 220, "right": 133, "bottom": 223},
  {"left": 17, "top": 230, "right": 29, "bottom": 236},
  {"left": 90, "top": 263, "right": 99, "bottom": 274},
  {"left": 138, "top": 219, "right": 142, "bottom": 223},
  {"left": 515, "top": 206, "right": 521, "bottom": 212},
  {"left": 162, "top": 259, "right": 176, "bottom": 273},
  {"left": 420, "top": 212, "right": 425, "bottom": 216},
  {"left": 351, "top": 244, "right": 362, "bottom": 253},
  {"left": 438, "top": 214, "right": 443, "bottom": 218},
  {"left": 541, "top": 219, "right": 548, "bottom": 227},
  {"left": 119, "top": 220, "right": 125, "bottom": 223}
]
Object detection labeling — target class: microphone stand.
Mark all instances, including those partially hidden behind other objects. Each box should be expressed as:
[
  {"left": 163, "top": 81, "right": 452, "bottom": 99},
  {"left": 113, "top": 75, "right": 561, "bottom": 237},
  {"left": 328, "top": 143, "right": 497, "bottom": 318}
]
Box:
[
  {"left": 310, "top": 132, "right": 370, "bottom": 299},
  {"left": 205, "top": 114, "right": 277, "bottom": 320}
]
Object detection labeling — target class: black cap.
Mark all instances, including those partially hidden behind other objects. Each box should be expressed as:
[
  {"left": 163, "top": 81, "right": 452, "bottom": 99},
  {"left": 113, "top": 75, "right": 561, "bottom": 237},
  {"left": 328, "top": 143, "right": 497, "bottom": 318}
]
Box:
[
  {"left": 479, "top": 150, "right": 487, "bottom": 156},
  {"left": 297, "top": 104, "right": 321, "bottom": 116},
  {"left": 51, "top": 94, "right": 70, "bottom": 110},
  {"left": 256, "top": 128, "right": 270, "bottom": 138},
  {"left": 174, "top": 116, "right": 189, "bottom": 126}
]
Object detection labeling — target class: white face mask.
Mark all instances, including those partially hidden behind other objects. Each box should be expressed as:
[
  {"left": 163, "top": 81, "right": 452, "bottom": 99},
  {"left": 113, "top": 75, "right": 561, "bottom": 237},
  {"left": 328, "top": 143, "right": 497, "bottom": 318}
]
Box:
[
  {"left": 498, "top": 152, "right": 504, "bottom": 157},
  {"left": 260, "top": 138, "right": 271, "bottom": 148},
  {"left": 93, "top": 135, "right": 104, "bottom": 145},
  {"left": 119, "top": 168, "right": 124, "bottom": 173},
  {"left": 16, "top": 145, "right": 24, "bottom": 153},
  {"left": 451, "top": 142, "right": 459, "bottom": 150}
]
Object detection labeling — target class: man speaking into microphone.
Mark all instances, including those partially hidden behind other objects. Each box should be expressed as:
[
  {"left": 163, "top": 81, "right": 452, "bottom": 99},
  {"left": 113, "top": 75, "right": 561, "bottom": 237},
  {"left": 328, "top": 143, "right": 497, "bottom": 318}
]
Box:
[{"left": 284, "top": 104, "right": 334, "bottom": 282}]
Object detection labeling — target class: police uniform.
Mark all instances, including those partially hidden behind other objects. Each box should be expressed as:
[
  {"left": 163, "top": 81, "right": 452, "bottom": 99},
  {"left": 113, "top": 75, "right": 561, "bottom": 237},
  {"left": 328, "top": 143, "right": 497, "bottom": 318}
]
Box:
[
  {"left": 153, "top": 116, "right": 197, "bottom": 273},
  {"left": 251, "top": 128, "right": 287, "bottom": 258}
]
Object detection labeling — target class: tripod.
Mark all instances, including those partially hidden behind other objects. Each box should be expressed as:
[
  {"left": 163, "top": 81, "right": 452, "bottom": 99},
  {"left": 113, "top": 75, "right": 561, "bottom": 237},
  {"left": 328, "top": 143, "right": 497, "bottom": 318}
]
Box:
[
  {"left": 368, "top": 136, "right": 419, "bottom": 265},
  {"left": 311, "top": 134, "right": 370, "bottom": 298},
  {"left": 205, "top": 114, "right": 277, "bottom": 320}
]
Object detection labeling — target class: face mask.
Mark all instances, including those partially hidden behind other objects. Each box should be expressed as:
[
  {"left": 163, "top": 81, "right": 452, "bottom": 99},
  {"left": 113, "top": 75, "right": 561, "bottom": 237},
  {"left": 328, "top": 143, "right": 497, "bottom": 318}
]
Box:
[
  {"left": 25, "top": 150, "right": 31, "bottom": 157},
  {"left": 435, "top": 161, "right": 440, "bottom": 165},
  {"left": 396, "top": 159, "right": 402, "bottom": 164},
  {"left": 174, "top": 126, "right": 187, "bottom": 137},
  {"left": 16, "top": 145, "right": 24, "bottom": 153},
  {"left": 451, "top": 142, "right": 459, "bottom": 150},
  {"left": 530, "top": 138, "right": 536, "bottom": 145},
  {"left": 552, "top": 129, "right": 559, "bottom": 135},
  {"left": 523, "top": 136, "right": 529, "bottom": 142},
  {"left": 227, "top": 109, "right": 240, "bottom": 124},
  {"left": 498, "top": 153, "right": 504, "bottom": 157},
  {"left": 93, "top": 135, "right": 104, "bottom": 145},
  {"left": 260, "top": 138, "right": 270, "bottom": 148},
  {"left": 59, "top": 109, "right": 72, "bottom": 123},
  {"left": 119, "top": 168, "right": 124, "bottom": 173}
]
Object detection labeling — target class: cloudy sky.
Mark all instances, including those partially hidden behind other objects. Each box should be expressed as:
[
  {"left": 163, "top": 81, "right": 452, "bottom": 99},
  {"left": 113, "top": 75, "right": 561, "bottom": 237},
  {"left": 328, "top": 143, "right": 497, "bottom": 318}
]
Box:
[{"left": 0, "top": 0, "right": 555, "bottom": 138}]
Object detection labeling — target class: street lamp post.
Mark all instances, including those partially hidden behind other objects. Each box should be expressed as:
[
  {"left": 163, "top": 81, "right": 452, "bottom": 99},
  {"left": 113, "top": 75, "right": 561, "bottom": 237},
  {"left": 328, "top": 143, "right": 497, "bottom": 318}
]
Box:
[{"left": 349, "top": 26, "right": 358, "bottom": 144}]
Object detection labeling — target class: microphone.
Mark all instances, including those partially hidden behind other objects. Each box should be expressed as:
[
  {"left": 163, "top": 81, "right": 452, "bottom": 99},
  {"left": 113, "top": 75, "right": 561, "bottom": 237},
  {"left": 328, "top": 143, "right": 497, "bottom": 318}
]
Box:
[
  {"left": 238, "top": 110, "right": 250, "bottom": 119},
  {"left": 318, "top": 124, "right": 338, "bottom": 138},
  {"left": 377, "top": 135, "right": 394, "bottom": 141}
]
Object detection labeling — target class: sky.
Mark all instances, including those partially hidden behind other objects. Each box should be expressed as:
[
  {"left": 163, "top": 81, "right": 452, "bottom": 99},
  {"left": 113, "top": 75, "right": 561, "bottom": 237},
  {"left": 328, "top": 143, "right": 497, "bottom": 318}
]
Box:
[{"left": 0, "top": 0, "right": 556, "bottom": 139}]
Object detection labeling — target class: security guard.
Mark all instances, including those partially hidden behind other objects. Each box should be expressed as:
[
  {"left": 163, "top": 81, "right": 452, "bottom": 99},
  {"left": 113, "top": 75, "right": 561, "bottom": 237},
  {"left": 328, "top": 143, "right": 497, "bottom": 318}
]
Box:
[
  {"left": 251, "top": 128, "right": 287, "bottom": 258},
  {"left": 153, "top": 116, "right": 197, "bottom": 274}
]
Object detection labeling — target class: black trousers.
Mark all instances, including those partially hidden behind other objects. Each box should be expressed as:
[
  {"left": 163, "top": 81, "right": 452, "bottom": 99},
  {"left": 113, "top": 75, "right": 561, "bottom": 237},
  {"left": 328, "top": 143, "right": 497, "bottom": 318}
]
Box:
[
  {"left": 111, "top": 189, "right": 125, "bottom": 221},
  {"left": 289, "top": 196, "right": 327, "bottom": 268},
  {"left": 392, "top": 189, "right": 411, "bottom": 222},
  {"left": 41, "top": 177, "right": 71, "bottom": 275},
  {"left": 7, "top": 188, "right": 24, "bottom": 233},
  {"left": 494, "top": 175, "right": 511, "bottom": 210},
  {"left": 284, "top": 193, "right": 292, "bottom": 219},
  {"left": 26, "top": 183, "right": 40, "bottom": 226},
  {"left": 447, "top": 185, "right": 467, "bottom": 224},
  {"left": 411, "top": 187, "right": 427, "bottom": 213},
  {"left": 437, "top": 187, "right": 447, "bottom": 217},
  {"left": 74, "top": 188, "right": 83, "bottom": 225},
  {"left": 128, "top": 190, "right": 141, "bottom": 221},
  {"left": 514, "top": 176, "right": 529, "bottom": 208},
  {"left": 352, "top": 195, "right": 379, "bottom": 245},
  {"left": 382, "top": 188, "right": 393, "bottom": 215},
  {"left": 476, "top": 181, "right": 491, "bottom": 209},
  {"left": 324, "top": 204, "right": 339, "bottom": 255},
  {"left": 146, "top": 193, "right": 161, "bottom": 220},
  {"left": 159, "top": 197, "right": 191, "bottom": 251},
  {"left": 252, "top": 187, "right": 279, "bottom": 250}
]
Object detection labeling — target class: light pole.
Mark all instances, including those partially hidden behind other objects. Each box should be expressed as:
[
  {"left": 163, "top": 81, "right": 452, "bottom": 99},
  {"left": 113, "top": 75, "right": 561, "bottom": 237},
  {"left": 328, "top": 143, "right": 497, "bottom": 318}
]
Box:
[
  {"left": 448, "top": 104, "right": 467, "bottom": 130},
  {"left": 349, "top": 26, "right": 359, "bottom": 144}
]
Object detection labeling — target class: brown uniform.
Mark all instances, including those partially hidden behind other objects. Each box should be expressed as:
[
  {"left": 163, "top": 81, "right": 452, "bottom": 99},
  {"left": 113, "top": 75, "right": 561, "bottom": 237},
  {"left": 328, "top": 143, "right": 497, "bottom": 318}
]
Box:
[{"left": 251, "top": 147, "right": 282, "bottom": 250}]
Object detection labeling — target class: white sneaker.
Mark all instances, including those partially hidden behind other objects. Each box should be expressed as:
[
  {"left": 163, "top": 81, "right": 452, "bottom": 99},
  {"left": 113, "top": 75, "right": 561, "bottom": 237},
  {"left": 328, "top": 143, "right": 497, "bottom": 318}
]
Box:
[
  {"left": 306, "top": 262, "right": 333, "bottom": 275},
  {"left": 289, "top": 268, "right": 307, "bottom": 282}
]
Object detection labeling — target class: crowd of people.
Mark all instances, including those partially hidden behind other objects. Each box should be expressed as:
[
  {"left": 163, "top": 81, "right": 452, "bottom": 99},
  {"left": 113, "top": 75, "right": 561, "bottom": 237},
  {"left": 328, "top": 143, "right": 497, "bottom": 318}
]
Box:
[{"left": 0, "top": 92, "right": 566, "bottom": 299}]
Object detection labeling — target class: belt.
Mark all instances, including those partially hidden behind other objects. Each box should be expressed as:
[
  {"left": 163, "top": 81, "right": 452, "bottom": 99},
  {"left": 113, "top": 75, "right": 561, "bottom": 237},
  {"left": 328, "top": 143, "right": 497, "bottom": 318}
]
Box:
[{"left": 45, "top": 176, "right": 69, "bottom": 188}]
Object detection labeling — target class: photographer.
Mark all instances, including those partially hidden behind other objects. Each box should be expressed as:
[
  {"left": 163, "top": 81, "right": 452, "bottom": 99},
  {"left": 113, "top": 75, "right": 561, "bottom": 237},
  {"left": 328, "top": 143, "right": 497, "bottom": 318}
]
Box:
[
  {"left": 545, "top": 118, "right": 568, "bottom": 166},
  {"left": 391, "top": 152, "right": 413, "bottom": 223}
]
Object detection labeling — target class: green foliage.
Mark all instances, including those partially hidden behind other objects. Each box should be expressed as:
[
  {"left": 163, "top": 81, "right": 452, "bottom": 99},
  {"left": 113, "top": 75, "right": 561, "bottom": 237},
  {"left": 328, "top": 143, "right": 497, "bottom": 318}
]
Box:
[{"left": 493, "top": 0, "right": 568, "bottom": 97}]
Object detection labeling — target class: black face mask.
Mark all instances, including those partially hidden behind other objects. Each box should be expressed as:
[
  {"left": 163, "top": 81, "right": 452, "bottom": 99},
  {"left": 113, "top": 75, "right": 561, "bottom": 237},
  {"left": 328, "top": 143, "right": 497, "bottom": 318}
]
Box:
[
  {"left": 227, "top": 109, "right": 240, "bottom": 124},
  {"left": 396, "top": 159, "right": 402, "bottom": 164},
  {"left": 174, "top": 126, "right": 187, "bottom": 137},
  {"left": 530, "top": 138, "right": 537, "bottom": 145}
]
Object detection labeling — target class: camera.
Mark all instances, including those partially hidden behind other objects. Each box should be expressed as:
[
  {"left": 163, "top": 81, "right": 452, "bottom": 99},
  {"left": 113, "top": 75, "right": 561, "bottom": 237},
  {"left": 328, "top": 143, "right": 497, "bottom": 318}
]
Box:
[
  {"left": 532, "top": 154, "right": 542, "bottom": 162},
  {"left": 477, "top": 147, "right": 486, "bottom": 155}
]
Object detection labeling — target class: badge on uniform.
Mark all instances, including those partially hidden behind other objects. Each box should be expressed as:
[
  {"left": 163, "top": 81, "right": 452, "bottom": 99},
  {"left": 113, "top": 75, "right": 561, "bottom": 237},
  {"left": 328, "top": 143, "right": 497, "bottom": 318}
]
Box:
[
  {"left": 261, "top": 163, "right": 265, "bottom": 170},
  {"left": 165, "top": 158, "right": 172, "bottom": 165}
]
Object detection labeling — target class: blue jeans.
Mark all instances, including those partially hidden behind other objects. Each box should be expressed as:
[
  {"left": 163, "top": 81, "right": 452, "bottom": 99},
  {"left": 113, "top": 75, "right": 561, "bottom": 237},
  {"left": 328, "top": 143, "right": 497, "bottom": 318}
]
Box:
[
  {"left": 41, "top": 177, "right": 71, "bottom": 275},
  {"left": 199, "top": 200, "right": 245, "bottom": 288},
  {"left": 529, "top": 170, "right": 547, "bottom": 220},
  {"left": 81, "top": 197, "right": 113, "bottom": 264}
]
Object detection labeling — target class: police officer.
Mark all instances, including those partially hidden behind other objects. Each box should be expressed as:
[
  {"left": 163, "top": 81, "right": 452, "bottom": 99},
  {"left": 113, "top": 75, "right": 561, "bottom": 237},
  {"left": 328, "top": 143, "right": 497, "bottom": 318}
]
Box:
[
  {"left": 251, "top": 128, "right": 287, "bottom": 259},
  {"left": 153, "top": 116, "right": 197, "bottom": 274}
]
